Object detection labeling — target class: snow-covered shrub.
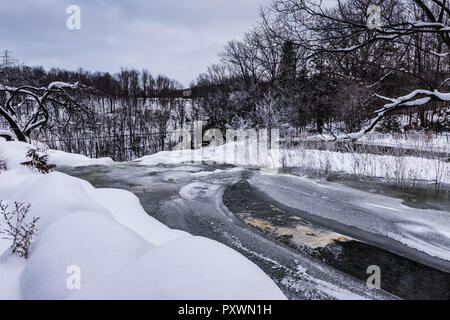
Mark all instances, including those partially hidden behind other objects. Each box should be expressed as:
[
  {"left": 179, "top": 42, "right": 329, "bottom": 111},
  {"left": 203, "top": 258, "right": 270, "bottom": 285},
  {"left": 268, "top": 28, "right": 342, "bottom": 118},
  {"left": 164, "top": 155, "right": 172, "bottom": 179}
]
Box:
[
  {"left": 0, "top": 201, "right": 40, "bottom": 259},
  {"left": 21, "top": 149, "right": 55, "bottom": 174}
]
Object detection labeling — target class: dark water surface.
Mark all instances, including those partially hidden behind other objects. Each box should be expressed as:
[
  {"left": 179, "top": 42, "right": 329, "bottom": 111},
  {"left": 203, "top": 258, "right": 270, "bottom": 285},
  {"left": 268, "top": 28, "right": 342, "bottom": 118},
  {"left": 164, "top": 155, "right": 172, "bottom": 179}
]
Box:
[
  {"left": 60, "top": 163, "right": 449, "bottom": 300},
  {"left": 224, "top": 180, "right": 450, "bottom": 300}
]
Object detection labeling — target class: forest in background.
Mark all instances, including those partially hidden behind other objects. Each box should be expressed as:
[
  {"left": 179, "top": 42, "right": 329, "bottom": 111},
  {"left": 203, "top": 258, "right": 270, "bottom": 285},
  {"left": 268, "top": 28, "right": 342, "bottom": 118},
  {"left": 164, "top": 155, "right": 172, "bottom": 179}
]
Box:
[{"left": 0, "top": 0, "right": 449, "bottom": 161}]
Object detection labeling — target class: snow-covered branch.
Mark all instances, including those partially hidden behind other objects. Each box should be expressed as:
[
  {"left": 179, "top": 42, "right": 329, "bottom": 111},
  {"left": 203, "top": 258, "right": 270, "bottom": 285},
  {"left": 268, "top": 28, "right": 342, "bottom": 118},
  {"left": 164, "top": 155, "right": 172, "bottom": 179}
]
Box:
[
  {"left": 430, "top": 50, "right": 449, "bottom": 57},
  {"left": 0, "top": 82, "right": 81, "bottom": 142},
  {"left": 48, "top": 81, "right": 79, "bottom": 90},
  {"left": 336, "top": 89, "right": 450, "bottom": 141}
]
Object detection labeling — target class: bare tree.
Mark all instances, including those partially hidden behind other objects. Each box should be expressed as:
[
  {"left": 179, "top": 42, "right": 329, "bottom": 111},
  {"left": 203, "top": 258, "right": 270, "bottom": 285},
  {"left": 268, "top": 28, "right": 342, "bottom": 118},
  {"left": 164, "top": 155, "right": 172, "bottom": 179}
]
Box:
[
  {"left": 0, "top": 81, "right": 80, "bottom": 142},
  {"left": 267, "top": 0, "right": 450, "bottom": 139}
]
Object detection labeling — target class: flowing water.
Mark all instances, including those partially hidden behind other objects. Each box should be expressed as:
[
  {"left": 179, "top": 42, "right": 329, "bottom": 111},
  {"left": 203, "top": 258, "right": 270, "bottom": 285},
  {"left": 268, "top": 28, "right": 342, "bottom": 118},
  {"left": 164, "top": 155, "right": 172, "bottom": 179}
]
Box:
[{"left": 60, "top": 163, "right": 450, "bottom": 300}]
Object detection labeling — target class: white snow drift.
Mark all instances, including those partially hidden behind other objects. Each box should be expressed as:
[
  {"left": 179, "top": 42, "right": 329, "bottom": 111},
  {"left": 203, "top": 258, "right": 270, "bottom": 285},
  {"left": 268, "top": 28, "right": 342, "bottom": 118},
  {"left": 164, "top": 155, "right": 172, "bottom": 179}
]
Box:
[
  {"left": 0, "top": 141, "right": 285, "bottom": 300},
  {"left": 134, "top": 140, "right": 449, "bottom": 184}
]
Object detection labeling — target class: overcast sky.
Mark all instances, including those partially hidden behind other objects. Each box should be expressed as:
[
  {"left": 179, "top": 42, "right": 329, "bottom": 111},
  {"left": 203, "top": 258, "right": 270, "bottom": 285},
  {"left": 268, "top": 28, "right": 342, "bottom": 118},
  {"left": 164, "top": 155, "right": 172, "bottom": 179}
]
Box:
[{"left": 0, "top": 0, "right": 271, "bottom": 86}]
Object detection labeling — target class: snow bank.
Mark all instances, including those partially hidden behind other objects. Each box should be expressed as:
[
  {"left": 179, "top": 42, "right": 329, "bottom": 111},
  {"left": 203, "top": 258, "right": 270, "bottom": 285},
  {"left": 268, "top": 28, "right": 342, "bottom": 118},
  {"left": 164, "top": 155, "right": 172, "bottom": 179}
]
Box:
[
  {"left": 282, "top": 148, "right": 449, "bottom": 183},
  {"left": 134, "top": 141, "right": 449, "bottom": 183},
  {"left": 134, "top": 141, "right": 280, "bottom": 168},
  {"left": 359, "top": 132, "right": 450, "bottom": 153},
  {"left": 88, "top": 187, "right": 190, "bottom": 246},
  {"left": 21, "top": 212, "right": 152, "bottom": 300},
  {"left": 17, "top": 172, "right": 111, "bottom": 231},
  {"left": 0, "top": 255, "right": 25, "bottom": 300},
  {"left": 0, "top": 141, "right": 285, "bottom": 300},
  {"left": 0, "top": 140, "right": 113, "bottom": 170},
  {"left": 68, "top": 237, "right": 283, "bottom": 300},
  {"left": 48, "top": 149, "right": 114, "bottom": 167}
]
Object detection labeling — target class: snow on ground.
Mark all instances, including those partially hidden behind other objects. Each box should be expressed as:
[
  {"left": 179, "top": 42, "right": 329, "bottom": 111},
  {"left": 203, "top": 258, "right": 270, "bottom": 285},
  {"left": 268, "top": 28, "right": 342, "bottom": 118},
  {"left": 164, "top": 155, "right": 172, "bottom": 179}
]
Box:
[
  {"left": 0, "top": 140, "right": 114, "bottom": 170},
  {"left": 359, "top": 132, "right": 450, "bottom": 153},
  {"left": 134, "top": 140, "right": 449, "bottom": 184},
  {"left": 68, "top": 237, "right": 282, "bottom": 300},
  {"left": 0, "top": 141, "right": 285, "bottom": 300},
  {"left": 282, "top": 148, "right": 449, "bottom": 183},
  {"left": 134, "top": 141, "right": 280, "bottom": 169},
  {"left": 0, "top": 136, "right": 446, "bottom": 299}
]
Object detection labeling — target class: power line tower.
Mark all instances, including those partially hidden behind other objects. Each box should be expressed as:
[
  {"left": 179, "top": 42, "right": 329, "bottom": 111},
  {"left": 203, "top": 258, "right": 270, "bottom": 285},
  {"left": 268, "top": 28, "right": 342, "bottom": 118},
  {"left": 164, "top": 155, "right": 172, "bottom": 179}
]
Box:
[{"left": 0, "top": 50, "right": 20, "bottom": 67}]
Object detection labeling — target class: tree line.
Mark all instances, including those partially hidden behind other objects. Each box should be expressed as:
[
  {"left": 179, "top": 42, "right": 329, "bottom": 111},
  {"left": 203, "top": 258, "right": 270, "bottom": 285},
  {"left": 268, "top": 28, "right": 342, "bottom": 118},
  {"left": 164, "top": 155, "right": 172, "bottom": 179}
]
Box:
[
  {"left": 1, "top": 0, "right": 449, "bottom": 160},
  {"left": 191, "top": 0, "right": 449, "bottom": 138},
  {"left": 0, "top": 65, "right": 194, "bottom": 160}
]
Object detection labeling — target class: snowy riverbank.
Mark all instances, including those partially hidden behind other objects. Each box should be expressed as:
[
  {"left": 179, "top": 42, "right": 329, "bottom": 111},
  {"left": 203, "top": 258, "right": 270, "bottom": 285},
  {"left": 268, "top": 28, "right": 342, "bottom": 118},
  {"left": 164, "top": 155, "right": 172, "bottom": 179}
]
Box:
[
  {"left": 0, "top": 141, "right": 285, "bottom": 300},
  {"left": 134, "top": 140, "right": 449, "bottom": 187}
]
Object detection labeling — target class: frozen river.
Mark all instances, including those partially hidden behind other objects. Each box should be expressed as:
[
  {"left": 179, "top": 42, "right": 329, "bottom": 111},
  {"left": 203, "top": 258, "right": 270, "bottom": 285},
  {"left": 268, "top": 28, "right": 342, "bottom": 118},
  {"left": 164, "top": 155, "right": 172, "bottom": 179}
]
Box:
[{"left": 61, "top": 163, "right": 450, "bottom": 300}]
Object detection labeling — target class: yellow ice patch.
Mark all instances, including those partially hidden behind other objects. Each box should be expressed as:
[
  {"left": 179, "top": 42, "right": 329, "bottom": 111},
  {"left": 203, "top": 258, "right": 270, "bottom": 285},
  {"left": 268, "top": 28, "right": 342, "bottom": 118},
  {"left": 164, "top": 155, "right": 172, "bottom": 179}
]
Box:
[{"left": 241, "top": 215, "right": 352, "bottom": 249}]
